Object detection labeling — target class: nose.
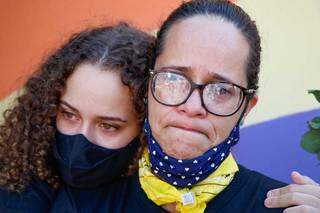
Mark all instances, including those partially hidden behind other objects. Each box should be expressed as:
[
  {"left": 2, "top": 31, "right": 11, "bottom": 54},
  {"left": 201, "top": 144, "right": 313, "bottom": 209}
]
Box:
[
  {"left": 79, "top": 123, "right": 95, "bottom": 142},
  {"left": 177, "top": 89, "right": 207, "bottom": 118}
]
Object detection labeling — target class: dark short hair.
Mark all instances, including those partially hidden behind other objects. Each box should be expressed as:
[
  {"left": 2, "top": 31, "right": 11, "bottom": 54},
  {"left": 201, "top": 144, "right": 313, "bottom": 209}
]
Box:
[
  {"left": 155, "top": 0, "right": 261, "bottom": 93},
  {"left": 0, "top": 23, "right": 154, "bottom": 192}
]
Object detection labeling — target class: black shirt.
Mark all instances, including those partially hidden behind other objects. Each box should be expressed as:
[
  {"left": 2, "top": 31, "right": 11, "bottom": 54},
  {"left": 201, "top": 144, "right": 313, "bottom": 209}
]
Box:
[
  {"left": 0, "top": 176, "right": 56, "bottom": 213},
  {"left": 52, "top": 164, "right": 287, "bottom": 213}
]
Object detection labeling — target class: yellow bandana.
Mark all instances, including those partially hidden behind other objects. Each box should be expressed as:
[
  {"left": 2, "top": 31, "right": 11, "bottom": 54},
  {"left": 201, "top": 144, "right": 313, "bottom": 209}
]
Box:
[{"left": 139, "top": 149, "right": 239, "bottom": 213}]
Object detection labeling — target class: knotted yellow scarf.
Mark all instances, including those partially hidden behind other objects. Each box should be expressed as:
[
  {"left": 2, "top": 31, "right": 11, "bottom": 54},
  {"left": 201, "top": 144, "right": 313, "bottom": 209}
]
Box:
[{"left": 139, "top": 149, "right": 238, "bottom": 213}]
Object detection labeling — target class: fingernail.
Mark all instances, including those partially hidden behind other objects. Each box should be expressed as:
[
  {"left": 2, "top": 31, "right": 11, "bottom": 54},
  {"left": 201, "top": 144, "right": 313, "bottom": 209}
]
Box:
[
  {"left": 264, "top": 198, "right": 272, "bottom": 207},
  {"left": 292, "top": 171, "right": 298, "bottom": 175},
  {"left": 267, "top": 191, "right": 273, "bottom": 197}
]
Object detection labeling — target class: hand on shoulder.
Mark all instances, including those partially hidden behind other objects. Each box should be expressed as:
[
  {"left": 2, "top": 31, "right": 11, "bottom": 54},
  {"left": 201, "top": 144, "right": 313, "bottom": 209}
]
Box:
[{"left": 265, "top": 171, "right": 320, "bottom": 212}]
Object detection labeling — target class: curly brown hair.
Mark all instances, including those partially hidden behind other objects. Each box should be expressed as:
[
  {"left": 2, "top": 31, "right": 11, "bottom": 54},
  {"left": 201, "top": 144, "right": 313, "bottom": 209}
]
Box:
[{"left": 0, "top": 23, "right": 154, "bottom": 192}]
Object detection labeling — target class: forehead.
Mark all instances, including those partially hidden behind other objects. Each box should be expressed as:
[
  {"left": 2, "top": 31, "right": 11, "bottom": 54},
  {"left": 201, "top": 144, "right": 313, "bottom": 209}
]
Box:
[
  {"left": 61, "top": 63, "right": 135, "bottom": 118},
  {"left": 156, "top": 15, "right": 250, "bottom": 86}
]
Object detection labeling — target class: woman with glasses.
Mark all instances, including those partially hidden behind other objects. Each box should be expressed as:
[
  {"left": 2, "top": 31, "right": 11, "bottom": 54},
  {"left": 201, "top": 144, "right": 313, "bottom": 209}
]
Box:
[
  {"left": 137, "top": 0, "right": 275, "bottom": 210},
  {"left": 145, "top": 0, "right": 320, "bottom": 211},
  {"left": 0, "top": 23, "right": 154, "bottom": 212},
  {"left": 53, "top": 0, "right": 320, "bottom": 212},
  {"left": 145, "top": 0, "right": 320, "bottom": 210}
]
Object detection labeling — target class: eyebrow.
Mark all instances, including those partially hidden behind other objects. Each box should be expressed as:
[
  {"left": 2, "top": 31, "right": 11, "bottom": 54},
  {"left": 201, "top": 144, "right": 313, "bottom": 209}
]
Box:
[
  {"left": 96, "top": 116, "right": 127, "bottom": 123},
  {"left": 60, "top": 100, "right": 79, "bottom": 113},
  {"left": 159, "top": 65, "right": 237, "bottom": 85},
  {"left": 59, "top": 100, "right": 127, "bottom": 123}
]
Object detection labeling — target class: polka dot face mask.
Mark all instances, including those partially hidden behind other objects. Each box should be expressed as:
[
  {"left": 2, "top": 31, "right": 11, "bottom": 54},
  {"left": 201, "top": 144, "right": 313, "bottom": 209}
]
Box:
[{"left": 144, "top": 118, "right": 240, "bottom": 188}]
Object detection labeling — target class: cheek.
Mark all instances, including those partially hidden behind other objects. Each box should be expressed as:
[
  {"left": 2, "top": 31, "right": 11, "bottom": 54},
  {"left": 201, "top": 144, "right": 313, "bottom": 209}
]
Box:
[
  {"left": 148, "top": 93, "right": 170, "bottom": 134},
  {"left": 208, "top": 115, "right": 239, "bottom": 145},
  {"left": 122, "top": 121, "right": 140, "bottom": 144}
]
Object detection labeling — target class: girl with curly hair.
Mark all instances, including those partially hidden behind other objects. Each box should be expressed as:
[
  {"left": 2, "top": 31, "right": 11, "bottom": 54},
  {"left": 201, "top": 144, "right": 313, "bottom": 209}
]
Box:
[{"left": 0, "top": 23, "right": 154, "bottom": 212}]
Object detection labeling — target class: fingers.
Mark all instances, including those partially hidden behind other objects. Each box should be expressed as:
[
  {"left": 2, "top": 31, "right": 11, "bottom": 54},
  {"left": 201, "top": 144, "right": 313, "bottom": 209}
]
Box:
[
  {"left": 267, "top": 184, "right": 320, "bottom": 199},
  {"left": 265, "top": 172, "right": 320, "bottom": 210},
  {"left": 291, "top": 171, "right": 318, "bottom": 186},
  {"left": 283, "top": 205, "right": 318, "bottom": 213},
  {"left": 264, "top": 192, "right": 320, "bottom": 209}
]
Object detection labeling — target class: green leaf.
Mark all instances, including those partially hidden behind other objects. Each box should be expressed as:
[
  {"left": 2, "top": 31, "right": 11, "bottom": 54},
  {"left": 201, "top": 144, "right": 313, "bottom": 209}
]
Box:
[
  {"left": 309, "top": 117, "right": 320, "bottom": 129},
  {"left": 308, "top": 90, "right": 320, "bottom": 103},
  {"left": 301, "top": 129, "right": 320, "bottom": 153}
]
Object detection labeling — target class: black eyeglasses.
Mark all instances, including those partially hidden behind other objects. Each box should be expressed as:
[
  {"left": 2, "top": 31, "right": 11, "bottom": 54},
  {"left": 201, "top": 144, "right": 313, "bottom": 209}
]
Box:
[{"left": 150, "top": 70, "right": 256, "bottom": 117}]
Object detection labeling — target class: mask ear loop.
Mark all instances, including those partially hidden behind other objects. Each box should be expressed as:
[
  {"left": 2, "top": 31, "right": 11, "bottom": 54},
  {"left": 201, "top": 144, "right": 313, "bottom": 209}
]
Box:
[
  {"left": 225, "top": 96, "right": 251, "bottom": 151},
  {"left": 236, "top": 96, "right": 251, "bottom": 127}
]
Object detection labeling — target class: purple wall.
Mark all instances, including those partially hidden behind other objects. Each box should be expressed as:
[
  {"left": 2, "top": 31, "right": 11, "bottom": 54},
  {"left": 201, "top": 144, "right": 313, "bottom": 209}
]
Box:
[{"left": 233, "top": 109, "right": 320, "bottom": 183}]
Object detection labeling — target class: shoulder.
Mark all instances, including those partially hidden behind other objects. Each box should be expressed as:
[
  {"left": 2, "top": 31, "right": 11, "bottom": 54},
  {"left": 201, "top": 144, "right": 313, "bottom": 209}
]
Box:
[
  {"left": 98, "top": 173, "right": 166, "bottom": 213},
  {"left": 238, "top": 164, "right": 287, "bottom": 192},
  {"left": 52, "top": 177, "right": 134, "bottom": 213},
  {"left": 206, "top": 165, "right": 287, "bottom": 213},
  {"left": 51, "top": 174, "right": 165, "bottom": 213},
  {"left": 0, "top": 176, "right": 56, "bottom": 213}
]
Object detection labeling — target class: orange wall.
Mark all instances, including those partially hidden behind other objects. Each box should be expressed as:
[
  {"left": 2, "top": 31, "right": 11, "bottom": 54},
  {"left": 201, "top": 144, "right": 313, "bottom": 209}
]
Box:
[{"left": 0, "top": 0, "right": 183, "bottom": 100}]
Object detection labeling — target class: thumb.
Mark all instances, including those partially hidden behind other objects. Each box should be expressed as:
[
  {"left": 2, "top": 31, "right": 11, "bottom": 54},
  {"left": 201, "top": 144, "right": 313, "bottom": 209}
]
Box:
[{"left": 291, "top": 171, "right": 318, "bottom": 186}]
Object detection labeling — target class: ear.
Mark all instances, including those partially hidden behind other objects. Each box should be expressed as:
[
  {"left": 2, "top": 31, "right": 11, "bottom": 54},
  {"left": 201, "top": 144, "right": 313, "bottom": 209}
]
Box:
[{"left": 243, "top": 94, "right": 258, "bottom": 119}]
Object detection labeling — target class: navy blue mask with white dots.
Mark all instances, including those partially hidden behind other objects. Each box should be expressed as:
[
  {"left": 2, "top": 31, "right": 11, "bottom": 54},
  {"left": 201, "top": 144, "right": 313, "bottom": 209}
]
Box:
[{"left": 144, "top": 118, "right": 240, "bottom": 188}]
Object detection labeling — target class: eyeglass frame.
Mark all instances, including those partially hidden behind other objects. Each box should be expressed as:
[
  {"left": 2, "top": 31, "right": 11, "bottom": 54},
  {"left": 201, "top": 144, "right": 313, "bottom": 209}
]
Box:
[{"left": 149, "top": 69, "right": 257, "bottom": 117}]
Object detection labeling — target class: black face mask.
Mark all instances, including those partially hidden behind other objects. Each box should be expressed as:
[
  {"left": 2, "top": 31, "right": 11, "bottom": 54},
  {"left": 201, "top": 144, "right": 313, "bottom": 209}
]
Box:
[{"left": 53, "top": 131, "right": 139, "bottom": 188}]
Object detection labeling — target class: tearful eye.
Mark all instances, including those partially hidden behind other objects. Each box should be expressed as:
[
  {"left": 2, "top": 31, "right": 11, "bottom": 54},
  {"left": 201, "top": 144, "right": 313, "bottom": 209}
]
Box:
[
  {"left": 206, "top": 85, "right": 229, "bottom": 98},
  {"left": 204, "top": 83, "right": 237, "bottom": 104},
  {"left": 216, "top": 87, "right": 231, "bottom": 96}
]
